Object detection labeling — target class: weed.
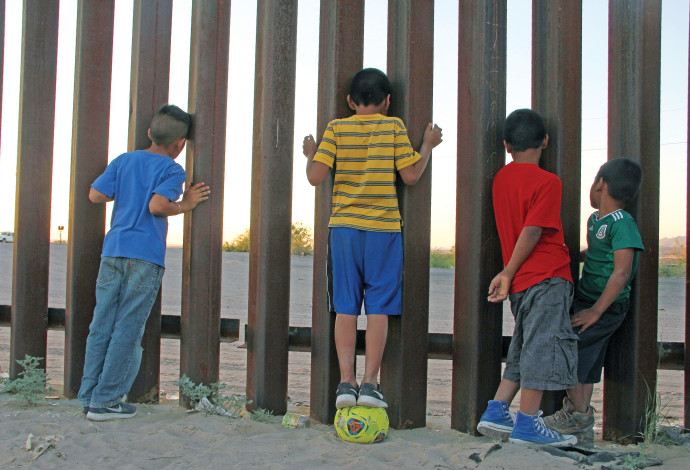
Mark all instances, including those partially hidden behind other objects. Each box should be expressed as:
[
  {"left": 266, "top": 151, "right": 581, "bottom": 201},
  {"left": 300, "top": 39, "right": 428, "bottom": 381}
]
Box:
[
  {"left": 620, "top": 453, "right": 647, "bottom": 470},
  {"left": 175, "top": 375, "right": 213, "bottom": 408},
  {"left": 251, "top": 407, "right": 273, "bottom": 423},
  {"left": 175, "top": 375, "right": 250, "bottom": 417},
  {"left": 638, "top": 374, "right": 676, "bottom": 446},
  {"left": 0, "top": 355, "right": 54, "bottom": 405},
  {"left": 212, "top": 382, "right": 249, "bottom": 417}
]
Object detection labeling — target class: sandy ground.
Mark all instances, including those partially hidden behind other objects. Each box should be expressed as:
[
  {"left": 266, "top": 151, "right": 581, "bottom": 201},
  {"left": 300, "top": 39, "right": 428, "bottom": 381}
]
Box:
[
  {"left": 0, "top": 328, "right": 688, "bottom": 469},
  {"left": 2, "top": 394, "right": 690, "bottom": 470}
]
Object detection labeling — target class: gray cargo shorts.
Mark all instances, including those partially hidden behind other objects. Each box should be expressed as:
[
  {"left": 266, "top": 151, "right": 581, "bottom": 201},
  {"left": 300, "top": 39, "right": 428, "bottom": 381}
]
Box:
[{"left": 503, "top": 277, "right": 577, "bottom": 390}]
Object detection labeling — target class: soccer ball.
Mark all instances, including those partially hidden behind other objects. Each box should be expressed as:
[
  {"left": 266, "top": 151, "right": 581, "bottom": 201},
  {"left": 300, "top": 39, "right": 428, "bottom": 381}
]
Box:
[{"left": 334, "top": 406, "right": 389, "bottom": 443}]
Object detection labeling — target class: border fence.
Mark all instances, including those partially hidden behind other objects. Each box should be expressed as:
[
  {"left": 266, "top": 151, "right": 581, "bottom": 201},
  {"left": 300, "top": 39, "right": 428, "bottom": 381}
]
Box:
[{"left": 1, "top": 0, "right": 686, "bottom": 444}]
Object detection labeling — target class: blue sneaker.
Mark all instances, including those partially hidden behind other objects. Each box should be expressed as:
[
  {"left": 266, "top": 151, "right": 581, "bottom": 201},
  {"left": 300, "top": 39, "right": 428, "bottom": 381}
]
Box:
[
  {"left": 509, "top": 410, "right": 577, "bottom": 447},
  {"left": 87, "top": 402, "right": 137, "bottom": 421},
  {"left": 477, "top": 400, "right": 516, "bottom": 441}
]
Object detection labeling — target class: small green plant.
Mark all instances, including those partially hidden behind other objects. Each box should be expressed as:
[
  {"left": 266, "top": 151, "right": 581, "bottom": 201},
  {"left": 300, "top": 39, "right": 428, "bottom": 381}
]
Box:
[
  {"left": 0, "top": 355, "right": 54, "bottom": 405},
  {"left": 251, "top": 407, "right": 273, "bottom": 423},
  {"left": 212, "top": 382, "right": 249, "bottom": 417},
  {"left": 621, "top": 453, "right": 648, "bottom": 470},
  {"left": 175, "top": 375, "right": 213, "bottom": 408},
  {"left": 175, "top": 375, "right": 249, "bottom": 417},
  {"left": 638, "top": 375, "right": 676, "bottom": 446}
]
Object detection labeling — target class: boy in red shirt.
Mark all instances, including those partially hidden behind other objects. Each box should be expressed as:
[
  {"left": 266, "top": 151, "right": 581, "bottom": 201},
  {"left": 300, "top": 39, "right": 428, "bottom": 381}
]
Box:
[{"left": 477, "top": 109, "right": 578, "bottom": 446}]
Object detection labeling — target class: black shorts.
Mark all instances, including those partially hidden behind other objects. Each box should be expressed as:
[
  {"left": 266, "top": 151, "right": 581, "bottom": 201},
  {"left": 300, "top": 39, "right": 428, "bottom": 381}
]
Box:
[{"left": 572, "top": 296, "right": 630, "bottom": 384}]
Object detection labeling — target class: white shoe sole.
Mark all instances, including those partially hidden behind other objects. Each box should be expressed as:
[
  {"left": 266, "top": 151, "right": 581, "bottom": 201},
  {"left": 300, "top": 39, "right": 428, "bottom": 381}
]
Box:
[
  {"left": 86, "top": 410, "right": 137, "bottom": 421},
  {"left": 477, "top": 422, "right": 512, "bottom": 441},
  {"left": 335, "top": 395, "right": 357, "bottom": 409},
  {"left": 356, "top": 395, "right": 387, "bottom": 408},
  {"left": 508, "top": 435, "right": 577, "bottom": 447}
]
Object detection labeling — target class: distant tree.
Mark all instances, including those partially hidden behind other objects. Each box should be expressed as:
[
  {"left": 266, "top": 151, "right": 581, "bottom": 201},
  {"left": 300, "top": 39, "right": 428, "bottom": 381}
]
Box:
[
  {"left": 670, "top": 240, "right": 686, "bottom": 263},
  {"left": 222, "top": 223, "right": 314, "bottom": 255},
  {"left": 223, "top": 228, "right": 250, "bottom": 252},
  {"left": 291, "top": 222, "right": 313, "bottom": 256}
]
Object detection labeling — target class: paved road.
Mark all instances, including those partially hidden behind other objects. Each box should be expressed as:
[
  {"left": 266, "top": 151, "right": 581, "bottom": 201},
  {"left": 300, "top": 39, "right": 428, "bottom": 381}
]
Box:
[{"left": 0, "top": 243, "right": 684, "bottom": 341}]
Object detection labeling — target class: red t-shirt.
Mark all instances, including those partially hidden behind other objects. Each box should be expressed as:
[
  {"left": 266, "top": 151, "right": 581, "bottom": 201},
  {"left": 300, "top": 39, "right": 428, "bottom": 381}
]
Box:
[{"left": 492, "top": 162, "right": 573, "bottom": 293}]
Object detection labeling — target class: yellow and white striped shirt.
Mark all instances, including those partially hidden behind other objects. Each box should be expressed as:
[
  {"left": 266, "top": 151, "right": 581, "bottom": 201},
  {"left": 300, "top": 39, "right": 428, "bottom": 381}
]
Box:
[{"left": 313, "top": 114, "right": 420, "bottom": 232}]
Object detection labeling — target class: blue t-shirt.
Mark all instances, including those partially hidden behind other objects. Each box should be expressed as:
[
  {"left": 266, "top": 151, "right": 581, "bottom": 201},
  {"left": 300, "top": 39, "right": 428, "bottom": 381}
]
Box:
[{"left": 92, "top": 150, "right": 186, "bottom": 267}]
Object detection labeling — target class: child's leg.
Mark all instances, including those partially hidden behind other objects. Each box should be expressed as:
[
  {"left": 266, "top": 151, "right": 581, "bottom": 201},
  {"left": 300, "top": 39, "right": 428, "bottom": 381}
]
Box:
[
  {"left": 494, "top": 379, "right": 520, "bottom": 405},
  {"left": 334, "top": 313, "right": 358, "bottom": 386},
  {"left": 566, "top": 383, "right": 589, "bottom": 413},
  {"left": 362, "top": 314, "right": 388, "bottom": 384},
  {"left": 89, "top": 259, "right": 163, "bottom": 408},
  {"left": 78, "top": 257, "right": 123, "bottom": 407},
  {"left": 360, "top": 230, "right": 402, "bottom": 386},
  {"left": 519, "top": 389, "right": 543, "bottom": 415},
  {"left": 582, "top": 383, "right": 594, "bottom": 405}
]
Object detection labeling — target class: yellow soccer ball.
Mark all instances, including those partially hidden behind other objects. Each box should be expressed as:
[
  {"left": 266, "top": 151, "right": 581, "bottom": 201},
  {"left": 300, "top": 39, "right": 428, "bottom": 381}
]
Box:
[{"left": 334, "top": 406, "right": 389, "bottom": 444}]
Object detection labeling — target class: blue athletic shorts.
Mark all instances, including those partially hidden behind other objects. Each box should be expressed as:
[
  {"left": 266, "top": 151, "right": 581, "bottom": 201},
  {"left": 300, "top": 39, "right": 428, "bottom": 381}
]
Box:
[{"left": 327, "top": 227, "right": 403, "bottom": 316}]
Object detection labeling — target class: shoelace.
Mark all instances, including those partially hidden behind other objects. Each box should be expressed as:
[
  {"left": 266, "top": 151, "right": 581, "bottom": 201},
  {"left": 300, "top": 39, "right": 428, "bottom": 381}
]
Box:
[
  {"left": 535, "top": 412, "right": 562, "bottom": 439},
  {"left": 501, "top": 404, "right": 516, "bottom": 424},
  {"left": 552, "top": 406, "right": 573, "bottom": 424}
]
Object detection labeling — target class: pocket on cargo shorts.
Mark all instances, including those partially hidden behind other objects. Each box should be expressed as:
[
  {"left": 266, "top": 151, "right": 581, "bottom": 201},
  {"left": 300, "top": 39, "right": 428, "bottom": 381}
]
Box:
[{"left": 552, "top": 332, "right": 578, "bottom": 386}]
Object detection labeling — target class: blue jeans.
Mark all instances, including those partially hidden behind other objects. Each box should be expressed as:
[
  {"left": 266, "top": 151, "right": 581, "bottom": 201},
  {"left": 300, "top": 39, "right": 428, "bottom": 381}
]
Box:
[{"left": 78, "top": 257, "right": 164, "bottom": 408}]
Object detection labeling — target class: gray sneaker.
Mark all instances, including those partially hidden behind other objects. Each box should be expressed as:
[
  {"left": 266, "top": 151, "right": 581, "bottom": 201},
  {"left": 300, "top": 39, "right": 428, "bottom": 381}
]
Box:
[
  {"left": 357, "top": 383, "right": 387, "bottom": 408},
  {"left": 543, "top": 398, "right": 594, "bottom": 446}
]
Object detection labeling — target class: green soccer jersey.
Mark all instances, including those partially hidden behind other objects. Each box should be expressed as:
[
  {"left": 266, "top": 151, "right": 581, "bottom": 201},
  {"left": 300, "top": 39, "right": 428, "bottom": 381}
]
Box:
[{"left": 577, "top": 209, "right": 644, "bottom": 303}]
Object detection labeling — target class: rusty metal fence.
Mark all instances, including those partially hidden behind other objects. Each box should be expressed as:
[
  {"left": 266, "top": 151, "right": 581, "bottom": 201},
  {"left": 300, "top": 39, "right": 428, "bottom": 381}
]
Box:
[{"left": 1, "top": 0, "right": 685, "bottom": 443}]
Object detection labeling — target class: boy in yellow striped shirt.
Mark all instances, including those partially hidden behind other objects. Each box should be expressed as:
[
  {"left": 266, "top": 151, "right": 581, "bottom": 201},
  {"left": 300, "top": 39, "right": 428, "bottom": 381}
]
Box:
[{"left": 303, "top": 68, "right": 442, "bottom": 409}]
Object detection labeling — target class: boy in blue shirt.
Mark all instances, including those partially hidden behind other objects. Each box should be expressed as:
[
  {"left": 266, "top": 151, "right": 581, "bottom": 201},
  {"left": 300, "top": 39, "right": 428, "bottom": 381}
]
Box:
[
  {"left": 544, "top": 158, "right": 643, "bottom": 445},
  {"left": 79, "top": 105, "right": 210, "bottom": 421}
]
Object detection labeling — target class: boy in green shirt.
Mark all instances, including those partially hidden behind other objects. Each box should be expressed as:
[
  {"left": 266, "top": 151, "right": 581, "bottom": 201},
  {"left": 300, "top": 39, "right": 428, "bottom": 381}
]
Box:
[{"left": 544, "top": 158, "right": 644, "bottom": 445}]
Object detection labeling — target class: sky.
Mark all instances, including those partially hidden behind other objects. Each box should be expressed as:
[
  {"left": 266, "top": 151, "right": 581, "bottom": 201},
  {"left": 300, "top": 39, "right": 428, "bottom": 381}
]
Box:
[{"left": 0, "top": 0, "right": 688, "bottom": 249}]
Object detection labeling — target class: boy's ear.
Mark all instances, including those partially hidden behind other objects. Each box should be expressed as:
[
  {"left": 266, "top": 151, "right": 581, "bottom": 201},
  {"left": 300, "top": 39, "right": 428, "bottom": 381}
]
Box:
[
  {"left": 147, "top": 128, "right": 152, "bottom": 141},
  {"left": 347, "top": 94, "right": 356, "bottom": 111},
  {"left": 503, "top": 139, "right": 512, "bottom": 154},
  {"left": 383, "top": 94, "right": 390, "bottom": 113},
  {"left": 541, "top": 134, "right": 549, "bottom": 149},
  {"left": 169, "top": 137, "right": 187, "bottom": 158}
]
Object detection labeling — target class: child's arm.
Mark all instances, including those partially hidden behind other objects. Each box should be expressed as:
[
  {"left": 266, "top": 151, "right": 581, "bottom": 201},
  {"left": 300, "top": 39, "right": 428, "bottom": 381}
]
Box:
[
  {"left": 149, "top": 181, "right": 210, "bottom": 216},
  {"left": 571, "top": 248, "right": 634, "bottom": 333},
  {"left": 89, "top": 187, "right": 114, "bottom": 203},
  {"left": 399, "top": 123, "right": 443, "bottom": 186},
  {"left": 303, "top": 134, "right": 330, "bottom": 186},
  {"left": 487, "top": 225, "right": 543, "bottom": 302}
]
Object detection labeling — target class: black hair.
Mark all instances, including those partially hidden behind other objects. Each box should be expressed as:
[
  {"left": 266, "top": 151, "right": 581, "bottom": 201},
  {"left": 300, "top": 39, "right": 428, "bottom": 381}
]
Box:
[
  {"left": 149, "top": 104, "right": 192, "bottom": 146},
  {"left": 503, "top": 108, "right": 547, "bottom": 152},
  {"left": 596, "top": 158, "right": 642, "bottom": 203},
  {"left": 349, "top": 68, "right": 391, "bottom": 107}
]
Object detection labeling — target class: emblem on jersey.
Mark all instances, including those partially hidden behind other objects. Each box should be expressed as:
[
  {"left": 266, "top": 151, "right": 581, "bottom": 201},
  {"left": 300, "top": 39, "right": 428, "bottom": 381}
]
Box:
[{"left": 596, "top": 225, "right": 607, "bottom": 239}]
